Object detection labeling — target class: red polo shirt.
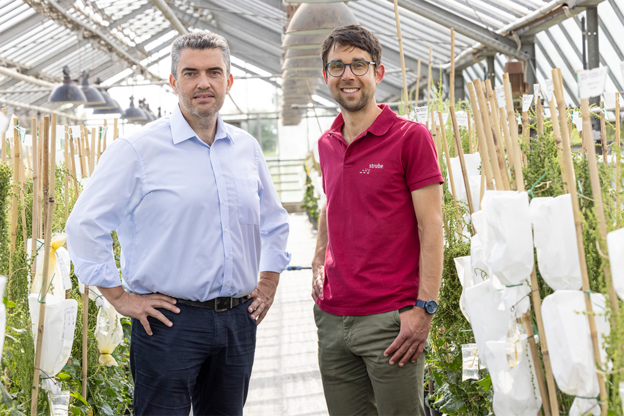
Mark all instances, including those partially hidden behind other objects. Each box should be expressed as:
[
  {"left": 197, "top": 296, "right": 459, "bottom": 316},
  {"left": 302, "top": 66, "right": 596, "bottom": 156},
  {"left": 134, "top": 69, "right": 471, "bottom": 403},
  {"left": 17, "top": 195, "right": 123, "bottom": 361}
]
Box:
[{"left": 317, "top": 104, "right": 443, "bottom": 316}]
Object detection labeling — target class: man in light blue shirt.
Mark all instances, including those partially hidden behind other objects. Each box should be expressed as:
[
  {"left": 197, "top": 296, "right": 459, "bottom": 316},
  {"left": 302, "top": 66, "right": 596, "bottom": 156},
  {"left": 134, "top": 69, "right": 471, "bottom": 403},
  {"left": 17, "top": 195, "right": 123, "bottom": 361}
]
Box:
[{"left": 66, "top": 31, "right": 290, "bottom": 415}]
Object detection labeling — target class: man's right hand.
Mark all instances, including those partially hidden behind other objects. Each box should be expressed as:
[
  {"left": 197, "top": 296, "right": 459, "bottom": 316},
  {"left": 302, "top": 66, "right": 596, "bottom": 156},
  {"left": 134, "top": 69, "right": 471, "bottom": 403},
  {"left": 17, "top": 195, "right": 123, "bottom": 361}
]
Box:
[
  {"left": 311, "top": 264, "right": 324, "bottom": 301},
  {"left": 98, "top": 286, "right": 180, "bottom": 336}
]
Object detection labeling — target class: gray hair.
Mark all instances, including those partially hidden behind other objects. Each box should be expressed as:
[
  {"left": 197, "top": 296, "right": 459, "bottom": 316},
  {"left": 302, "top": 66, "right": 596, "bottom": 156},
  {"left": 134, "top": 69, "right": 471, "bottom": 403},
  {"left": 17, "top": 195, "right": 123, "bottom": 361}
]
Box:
[{"left": 171, "top": 31, "right": 231, "bottom": 79}]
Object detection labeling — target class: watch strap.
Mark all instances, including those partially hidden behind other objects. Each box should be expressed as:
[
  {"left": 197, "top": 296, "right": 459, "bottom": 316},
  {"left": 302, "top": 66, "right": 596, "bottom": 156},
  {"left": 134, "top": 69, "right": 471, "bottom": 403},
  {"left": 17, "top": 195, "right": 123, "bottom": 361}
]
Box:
[{"left": 415, "top": 300, "right": 427, "bottom": 309}]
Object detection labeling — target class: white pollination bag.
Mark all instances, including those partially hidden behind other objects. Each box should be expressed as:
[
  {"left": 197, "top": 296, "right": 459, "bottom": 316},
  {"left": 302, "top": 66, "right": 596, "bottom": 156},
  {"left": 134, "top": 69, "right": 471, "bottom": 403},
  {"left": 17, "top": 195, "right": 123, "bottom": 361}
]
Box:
[
  {"left": 481, "top": 191, "right": 534, "bottom": 286},
  {"left": 454, "top": 256, "right": 475, "bottom": 322},
  {"left": 30, "top": 234, "right": 72, "bottom": 299},
  {"left": 470, "top": 211, "right": 491, "bottom": 282},
  {"left": 606, "top": 228, "right": 624, "bottom": 300},
  {"left": 530, "top": 195, "right": 582, "bottom": 290},
  {"left": 449, "top": 153, "right": 482, "bottom": 212},
  {"left": 29, "top": 294, "right": 78, "bottom": 378},
  {"left": 464, "top": 278, "right": 511, "bottom": 368},
  {"left": 485, "top": 338, "right": 542, "bottom": 416},
  {"left": 541, "top": 291, "right": 610, "bottom": 397},
  {"left": 95, "top": 299, "right": 124, "bottom": 367},
  {"left": 569, "top": 398, "right": 600, "bottom": 416}
]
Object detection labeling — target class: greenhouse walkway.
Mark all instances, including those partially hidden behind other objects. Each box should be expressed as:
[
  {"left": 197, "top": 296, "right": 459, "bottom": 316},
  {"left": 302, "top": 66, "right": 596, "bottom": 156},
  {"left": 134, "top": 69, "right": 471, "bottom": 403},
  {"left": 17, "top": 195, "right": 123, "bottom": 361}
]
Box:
[{"left": 243, "top": 213, "right": 328, "bottom": 416}]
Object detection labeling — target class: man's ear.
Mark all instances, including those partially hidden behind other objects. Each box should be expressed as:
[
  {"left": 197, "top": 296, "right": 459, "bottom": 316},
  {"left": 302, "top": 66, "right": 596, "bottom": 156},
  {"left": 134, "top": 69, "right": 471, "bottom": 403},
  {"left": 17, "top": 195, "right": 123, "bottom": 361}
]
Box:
[
  {"left": 169, "top": 74, "right": 178, "bottom": 94},
  {"left": 375, "top": 64, "right": 385, "bottom": 85},
  {"left": 323, "top": 70, "right": 328, "bottom": 85},
  {"left": 226, "top": 73, "right": 234, "bottom": 94}
]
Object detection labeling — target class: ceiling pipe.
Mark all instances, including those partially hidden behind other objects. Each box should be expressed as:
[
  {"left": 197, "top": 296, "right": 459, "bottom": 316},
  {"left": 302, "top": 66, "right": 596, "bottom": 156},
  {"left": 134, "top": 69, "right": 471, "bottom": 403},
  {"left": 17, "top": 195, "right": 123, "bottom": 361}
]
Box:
[
  {"left": 0, "top": 67, "right": 55, "bottom": 88},
  {"left": 151, "top": 0, "right": 189, "bottom": 35},
  {"left": 0, "top": 97, "right": 83, "bottom": 122}
]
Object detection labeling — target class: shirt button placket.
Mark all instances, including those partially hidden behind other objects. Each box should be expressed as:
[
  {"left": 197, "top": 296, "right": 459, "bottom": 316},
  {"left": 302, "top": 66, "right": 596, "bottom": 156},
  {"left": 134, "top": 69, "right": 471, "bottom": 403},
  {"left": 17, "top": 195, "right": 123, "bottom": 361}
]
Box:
[{"left": 211, "top": 147, "right": 234, "bottom": 296}]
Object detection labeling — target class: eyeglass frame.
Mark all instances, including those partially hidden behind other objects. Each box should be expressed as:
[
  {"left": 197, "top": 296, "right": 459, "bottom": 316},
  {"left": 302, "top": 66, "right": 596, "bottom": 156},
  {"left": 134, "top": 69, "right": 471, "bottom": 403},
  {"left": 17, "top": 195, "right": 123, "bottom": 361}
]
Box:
[{"left": 324, "top": 61, "right": 377, "bottom": 77}]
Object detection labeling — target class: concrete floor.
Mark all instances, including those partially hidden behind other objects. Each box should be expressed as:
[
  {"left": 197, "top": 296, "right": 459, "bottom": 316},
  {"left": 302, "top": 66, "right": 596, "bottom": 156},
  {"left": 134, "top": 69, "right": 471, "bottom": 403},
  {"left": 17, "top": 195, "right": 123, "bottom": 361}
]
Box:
[{"left": 243, "top": 213, "right": 329, "bottom": 416}]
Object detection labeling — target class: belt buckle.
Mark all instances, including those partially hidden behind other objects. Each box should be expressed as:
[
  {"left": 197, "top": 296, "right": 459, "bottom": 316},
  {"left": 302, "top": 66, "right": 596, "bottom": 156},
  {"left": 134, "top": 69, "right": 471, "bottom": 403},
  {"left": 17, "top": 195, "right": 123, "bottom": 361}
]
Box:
[{"left": 215, "top": 297, "right": 232, "bottom": 312}]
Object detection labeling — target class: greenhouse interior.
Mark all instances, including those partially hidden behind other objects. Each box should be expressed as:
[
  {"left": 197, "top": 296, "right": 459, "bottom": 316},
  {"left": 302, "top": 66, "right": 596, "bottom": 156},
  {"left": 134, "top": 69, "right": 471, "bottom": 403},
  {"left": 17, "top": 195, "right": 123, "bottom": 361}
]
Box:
[{"left": 2, "top": 0, "right": 624, "bottom": 415}]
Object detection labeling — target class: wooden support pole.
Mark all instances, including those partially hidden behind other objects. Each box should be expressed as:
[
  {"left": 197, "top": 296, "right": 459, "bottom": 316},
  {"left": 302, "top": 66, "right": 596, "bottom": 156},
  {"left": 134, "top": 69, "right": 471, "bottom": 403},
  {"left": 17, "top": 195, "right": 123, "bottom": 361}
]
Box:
[
  {"left": 547, "top": 95, "right": 568, "bottom": 192},
  {"left": 498, "top": 101, "right": 517, "bottom": 189},
  {"left": 64, "top": 126, "right": 70, "bottom": 223},
  {"left": 69, "top": 134, "right": 80, "bottom": 200},
  {"left": 503, "top": 73, "right": 525, "bottom": 190},
  {"left": 467, "top": 110, "right": 473, "bottom": 153},
  {"left": 600, "top": 101, "right": 607, "bottom": 164},
  {"left": 82, "top": 285, "right": 89, "bottom": 399},
  {"left": 392, "top": 0, "right": 410, "bottom": 112},
  {"left": 485, "top": 79, "right": 511, "bottom": 190},
  {"left": 450, "top": 28, "right": 455, "bottom": 104},
  {"left": 1, "top": 108, "right": 6, "bottom": 163},
  {"left": 30, "top": 114, "right": 57, "bottom": 416},
  {"left": 474, "top": 80, "right": 504, "bottom": 189},
  {"left": 467, "top": 82, "right": 495, "bottom": 190},
  {"left": 537, "top": 94, "right": 544, "bottom": 136},
  {"left": 617, "top": 93, "right": 621, "bottom": 222},
  {"left": 9, "top": 119, "right": 19, "bottom": 276},
  {"left": 450, "top": 106, "right": 476, "bottom": 234},
  {"left": 522, "top": 109, "right": 529, "bottom": 166},
  {"left": 581, "top": 99, "right": 619, "bottom": 317},
  {"left": 414, "top": 59, "right": 421, "bottom": 108},
  {"left": 431, "top": 108, "right": 439, "bottom": 154},
  {"left": 113, "top": 118, "right": 118, "bottom": 141},
  {"left": 427, "top": 45, "right": 433, "bottom": 110},
  {"left": 37, "top": 120, "right": 43, "bottom": 240},
  {"left": 439, "top": 111, "right": 463, "bottom": 234},
  {"left": 31, "top": 116, "right": 38, "bottom": 277},
  {"left": 553, "top": 68, "right": 608, "bottom": 415},
  {"left": 77, "top": 129, "right": 86, "bottom": 180},
  {"left": 18, "top": 137, "right": 27, "bottom": 251},
  {"left": 90, "top": 127, "right": 96, "bottom": 176},
  {"left": 523, "top": 312, "right": 552, "bottom": 416},
  {"left": 101, "top": 119, "right": 108, "bottom": 155}
]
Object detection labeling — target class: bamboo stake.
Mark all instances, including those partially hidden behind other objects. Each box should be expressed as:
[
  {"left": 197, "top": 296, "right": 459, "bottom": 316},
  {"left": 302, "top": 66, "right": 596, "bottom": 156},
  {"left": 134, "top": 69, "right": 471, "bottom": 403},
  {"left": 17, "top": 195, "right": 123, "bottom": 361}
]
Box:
[
  {"left": 113, "top": 118, "right": 118, "bottom": 141},
  {"left": 581, "top": 99, "right": 619, "bottom": 317},
  {"left": 77, "top": 129, "right": 86, "bottom": 179},
  {"left": 18, "top": 138, "right": 27, "bottom": 251},
  {"left": 25, "top": 146, "right": 32, "bottom": 175},
  {"left": 9, "top": 119, "right": 19, "bottom": 276},
  {"left": 392, "top": 0, "right": 410, "bottom": 112},
  {"left": 467, "top": 82, "right": 495, "bottom": 190},
  {"left": 431, "top": 108, "right": 439, "bottom": 154},
  {"left": 600, "top": 101, "right": 607, "bottom": 164},
  {"left": 439, "top": 111, "right": 463, "bottom": 234},
  {"left": 64, "top": 127, "right": 70, "bottom": 223},
  {"left": 450, "top": 106, "right": 476, "bottom": 234},
  {"left": 522, "top": 108, "right": 529, "bottom": 164},
  {"left": 503, "top": 73, "right": 525, "bottom": 190},
  {"left": 414, "top": 59, "right": 421, "bottom": 108},
  {"left": 96, "top": 127, "right": 102, "bottom": 165},
  {"left": 467, "top": 110, "right": 473, "bottom": 153},
  {"left": 101, "top": 119, "right": 108, "bottom": 155},
  {"left": 450, "top": 28, "right": 455, "bottom": 104},
  {"left": 31, "top": 117, "right": 38, "bottom": 277},
  {"left": 37, "top": 120, "right": 43, "bottom": 240},
  {"left": 537, "top": 93, "right": 544, "bottom": 136},
  {"left": 617, "top": 93, "right": 621, "bottom": 216},
  {"left": 1, "top": 108, "right": 6, "bottom": 163},
  {"left": 90, "top": 127, "right": 96, "bottom": 176},
  {"left": 69, "top": 134, "right": 80, "bottom": 200},
  {"left": 547, "top": 94, "right": 568, "bottom": 193},
  {"left": 30, "top": 114, "right": 57, "bottom": 416},
  {"left": 523, "top": 312, "right": 552, "bottom": 416},
  {"left": 553, "top": 68, "right": 608, "bottom": 415},
  {"left": 485, "top": 79, "right": 511, "bottom": 190},
  {"left": 474, "top": 80, "right": 504, "bottom": 189},
  {"left": 498, "top": 103, "right": 517, "bottom": 189},
  {"left": 427, "top": 45, "right": 432, "bottom": 110},
  {"left": 479, "top": 168, "right": 485, "bottom": 209},
  {"left": 82, "top": 284, "right": 89, "bottom": 399}
]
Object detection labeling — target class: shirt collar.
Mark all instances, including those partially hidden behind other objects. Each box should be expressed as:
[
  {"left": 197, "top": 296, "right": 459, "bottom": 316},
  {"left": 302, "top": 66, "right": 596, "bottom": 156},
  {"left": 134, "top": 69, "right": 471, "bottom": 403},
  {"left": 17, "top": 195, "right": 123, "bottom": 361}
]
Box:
[
  {"left": 328, "top": 104, "right": 396, "bottom": 139},
  {"left": 170, "top": 104, "right": 233, "bottom": 145}
]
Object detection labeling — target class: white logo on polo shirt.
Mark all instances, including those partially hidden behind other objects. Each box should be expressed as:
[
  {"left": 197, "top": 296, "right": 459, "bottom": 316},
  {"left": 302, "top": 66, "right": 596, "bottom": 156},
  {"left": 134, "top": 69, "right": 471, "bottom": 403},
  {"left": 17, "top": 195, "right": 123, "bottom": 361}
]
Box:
[{"left": 359, "top": 164, "right": 383, "bottom": 174}]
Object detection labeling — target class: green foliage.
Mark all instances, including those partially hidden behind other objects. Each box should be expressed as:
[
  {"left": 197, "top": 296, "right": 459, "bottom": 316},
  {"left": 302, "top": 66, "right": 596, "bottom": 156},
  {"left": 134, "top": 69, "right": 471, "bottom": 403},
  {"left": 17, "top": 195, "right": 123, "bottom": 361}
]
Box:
[{"left": 301, "top": 165, "right": 320, "bottom": 228}]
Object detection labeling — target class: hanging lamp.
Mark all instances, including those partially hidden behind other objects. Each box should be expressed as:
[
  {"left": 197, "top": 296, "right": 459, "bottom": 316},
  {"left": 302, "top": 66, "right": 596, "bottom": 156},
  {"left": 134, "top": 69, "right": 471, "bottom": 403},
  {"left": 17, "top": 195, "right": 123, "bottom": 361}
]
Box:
[
  {"left": 93, "top": 99, "right": 123, "bottom": 115},
  {"left": 122, "top": 96, "right": 148, "bottom": 122},
  {"left": 85, "top": 78, "right": 116, "bottom": 109},
  {"left": 79, "top": 70, "right": 105, "bottom": 105},
  {"left": 285, "top": 3, "right": 358, "bottom": 35},
  {"left": 281, "top": 33, "right": 326, "bottom": 50},
  {"left": 48, "top": 66, "right": 88, "bottom": 104}
]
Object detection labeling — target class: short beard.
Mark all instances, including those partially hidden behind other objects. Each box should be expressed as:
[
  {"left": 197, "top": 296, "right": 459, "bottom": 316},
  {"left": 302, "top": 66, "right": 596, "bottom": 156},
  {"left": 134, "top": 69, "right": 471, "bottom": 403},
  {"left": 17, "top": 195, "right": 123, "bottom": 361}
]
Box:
[
  {"left": 179, "top": 90, "right": 224, "bottom": 125},
  {"left": 330, "top": 86, "right": 372, "bottom": 114}
]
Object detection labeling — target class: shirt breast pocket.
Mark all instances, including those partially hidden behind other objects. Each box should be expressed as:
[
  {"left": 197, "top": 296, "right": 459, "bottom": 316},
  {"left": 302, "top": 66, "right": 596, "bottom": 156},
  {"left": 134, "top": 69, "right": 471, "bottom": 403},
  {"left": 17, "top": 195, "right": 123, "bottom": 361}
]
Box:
[{"left": 235, "top": 177, "right": 261, "bottom": 225}]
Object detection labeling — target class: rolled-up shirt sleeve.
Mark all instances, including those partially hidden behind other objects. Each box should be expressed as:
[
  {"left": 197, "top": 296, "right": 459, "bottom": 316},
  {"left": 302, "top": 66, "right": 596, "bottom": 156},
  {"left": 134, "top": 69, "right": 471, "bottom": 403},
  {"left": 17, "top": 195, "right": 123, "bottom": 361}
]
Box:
[
  {"left": 256, "top": 143, "right": 291, "bottom": 273},
  {"left": 66, "top": 139, "right": 143, "bottom": 288}
]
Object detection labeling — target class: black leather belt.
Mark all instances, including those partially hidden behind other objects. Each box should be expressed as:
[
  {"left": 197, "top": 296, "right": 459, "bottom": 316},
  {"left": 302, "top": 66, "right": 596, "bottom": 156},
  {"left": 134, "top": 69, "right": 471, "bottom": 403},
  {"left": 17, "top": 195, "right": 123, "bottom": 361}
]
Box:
[{"left": 176, "top": 297, "right": 246, "bottom": 312}]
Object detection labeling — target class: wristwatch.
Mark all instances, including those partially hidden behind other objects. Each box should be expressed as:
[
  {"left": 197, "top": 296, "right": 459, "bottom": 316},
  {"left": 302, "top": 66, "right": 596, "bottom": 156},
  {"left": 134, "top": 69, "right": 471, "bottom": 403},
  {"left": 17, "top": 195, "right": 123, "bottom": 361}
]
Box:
[{"left": 415, "top": 300, "right": 438, "bottom": 315}]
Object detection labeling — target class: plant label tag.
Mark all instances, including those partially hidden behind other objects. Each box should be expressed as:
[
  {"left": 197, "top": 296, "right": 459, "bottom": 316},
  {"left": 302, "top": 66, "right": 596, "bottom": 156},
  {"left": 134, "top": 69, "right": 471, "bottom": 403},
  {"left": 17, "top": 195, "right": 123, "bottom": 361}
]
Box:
[
  {"left": 522, "top": 95, "right": 534, "bottom": 112},
  {"left": 574, "top": 111, "right": 583, "bottom": 132},
  {"left": 541, "top": 79, "right": 554, "bottom": 102},
  {"left": 495, "top": 86, "right": 506, "bottom": 108},
  {"left": 534, "top": 84, "right": 541, "bottom": 99},
  {"left": 415, "top": 106, "right": 429, "bottom": 123},
  {"left": 436, "top": 113, "right": 449, "bottom": 126},
  {"left": 0, "top": 112, "right": 9, "bottom": 136},
  {"left": 462, "top": 343, "right": 480, "bottom": 381},
  {"left": 455, "top": 111, "right": 468, "bottom": 127},
  {"left": 55, "top": 248, "right": 72, "bottom": 291},
  {"left": 63, "top": 301, "right": 77, "bottom": 340},
  {"left": 578, "top": 67, "right": 608, "bottom": 99},
  {"left": 603, "top": 91, "right": 616, "bottom": 109}
]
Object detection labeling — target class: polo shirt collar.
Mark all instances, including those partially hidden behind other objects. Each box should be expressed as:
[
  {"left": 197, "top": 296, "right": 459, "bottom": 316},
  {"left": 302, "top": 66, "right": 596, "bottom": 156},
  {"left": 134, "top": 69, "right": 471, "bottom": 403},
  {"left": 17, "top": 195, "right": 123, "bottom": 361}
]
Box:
[
  {"left": 328, "top": 104, "right": 396, "bottom": 139},
  {"left": 170, "top": 104, "right": 232, "bottom": 145}
]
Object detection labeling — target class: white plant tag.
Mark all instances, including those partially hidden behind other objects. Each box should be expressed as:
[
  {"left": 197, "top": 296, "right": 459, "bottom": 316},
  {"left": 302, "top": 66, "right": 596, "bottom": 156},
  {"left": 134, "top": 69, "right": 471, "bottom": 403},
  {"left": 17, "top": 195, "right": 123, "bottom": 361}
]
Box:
[
  {"left": 522, "top": 94, "right": 534, "bottom": 112},
  {"left": 0, "top": 112, "right": 9, "bottom": 135},
  {"left": 578, "top": 67, "right": 608, "bottom": 99},
  {"left": 462, "top": 344, "right": 480, "bottom": 381},
  {"left": 603, "top": 91, "right": 616, "bottom": 109},
  {"left": 55, "top": 248, "right": 72, "bottom": 292},
  {"left": 495, "top": 86, "right": 506, "bottom": 108},
  {"left": 534, "top": 84, "right": 541, "bottom": 99},
  {"left": 575, "top": 110, "right": 583, "bottom": 132},
  {"left": 415, "top": 106, "right": 429, "bottom": 123},
  {"left": 455, "top": 111, "right": 468, "bottom": 127},
  {"left": 435, "top": 113, "right": 449, "bottom": 126},
  {"left": 62, "top": 302, "right": 77, "bottom": 340}
]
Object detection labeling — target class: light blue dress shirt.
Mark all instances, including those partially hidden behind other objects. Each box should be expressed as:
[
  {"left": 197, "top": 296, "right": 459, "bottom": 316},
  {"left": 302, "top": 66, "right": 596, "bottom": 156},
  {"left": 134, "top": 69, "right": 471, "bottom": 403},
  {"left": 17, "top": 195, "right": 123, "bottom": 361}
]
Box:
[{"left": 66, "top": 105, "right": 291, "bottom": 301}]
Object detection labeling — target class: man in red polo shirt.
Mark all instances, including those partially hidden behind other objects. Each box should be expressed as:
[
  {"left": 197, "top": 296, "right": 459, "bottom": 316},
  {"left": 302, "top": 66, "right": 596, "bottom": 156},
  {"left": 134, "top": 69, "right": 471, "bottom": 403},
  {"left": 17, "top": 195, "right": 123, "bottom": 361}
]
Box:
[{"left": 311, "top": 25, "right": 444, "bottom": 415}]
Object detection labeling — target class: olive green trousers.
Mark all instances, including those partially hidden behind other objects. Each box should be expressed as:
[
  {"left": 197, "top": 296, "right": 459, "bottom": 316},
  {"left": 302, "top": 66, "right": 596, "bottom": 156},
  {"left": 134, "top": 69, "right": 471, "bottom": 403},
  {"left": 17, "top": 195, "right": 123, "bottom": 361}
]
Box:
[{"left": 313, "top": 303, "right": 426, "bottom": 416}]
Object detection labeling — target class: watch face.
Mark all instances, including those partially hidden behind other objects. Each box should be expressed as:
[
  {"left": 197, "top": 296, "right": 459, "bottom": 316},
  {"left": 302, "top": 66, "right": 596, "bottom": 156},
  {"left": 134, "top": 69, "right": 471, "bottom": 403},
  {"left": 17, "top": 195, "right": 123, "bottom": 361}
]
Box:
[{"left": 425, "top": 301, "right": 438, "bottom": 314}]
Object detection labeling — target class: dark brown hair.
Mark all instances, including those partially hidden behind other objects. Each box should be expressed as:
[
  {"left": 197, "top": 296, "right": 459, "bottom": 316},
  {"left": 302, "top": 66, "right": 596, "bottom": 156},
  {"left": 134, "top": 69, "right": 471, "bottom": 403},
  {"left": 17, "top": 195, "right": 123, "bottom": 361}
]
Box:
[{"left": 321, "top": 25, "right": 382, "bottom": 71}]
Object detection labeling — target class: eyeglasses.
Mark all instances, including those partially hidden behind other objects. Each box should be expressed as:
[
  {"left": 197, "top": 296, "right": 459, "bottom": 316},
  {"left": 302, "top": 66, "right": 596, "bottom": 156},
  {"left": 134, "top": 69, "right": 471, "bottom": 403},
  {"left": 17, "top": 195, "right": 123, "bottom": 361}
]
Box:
[{"left": 325, "top": 61, "right": 376, "bottom": 77}]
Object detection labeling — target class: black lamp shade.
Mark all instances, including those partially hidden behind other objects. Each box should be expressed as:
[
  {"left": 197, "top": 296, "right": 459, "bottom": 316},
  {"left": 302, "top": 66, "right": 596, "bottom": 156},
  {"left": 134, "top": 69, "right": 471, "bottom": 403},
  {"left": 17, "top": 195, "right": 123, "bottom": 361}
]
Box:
[
  {"left": 122, "top": 96, "right": 148, "bottom": 122},
  {"left": 85, "top": 89, "right": 115, "bottom": 109},
  {"left": 93, "top": 99, "right": 123, "bottom": 114},
  {"left": 49, "top": 80, "right": 88, "bottom": 104},
  {"left": 82, "top": 86, "right": 105, "bottom": 105}
]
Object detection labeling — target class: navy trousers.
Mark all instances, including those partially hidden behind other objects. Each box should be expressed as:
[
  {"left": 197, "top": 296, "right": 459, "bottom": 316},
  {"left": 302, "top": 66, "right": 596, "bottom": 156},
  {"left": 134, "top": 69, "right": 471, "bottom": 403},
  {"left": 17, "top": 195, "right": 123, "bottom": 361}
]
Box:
[{"left": 130, "top": 298, "right": 257, "bottom": 416}]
